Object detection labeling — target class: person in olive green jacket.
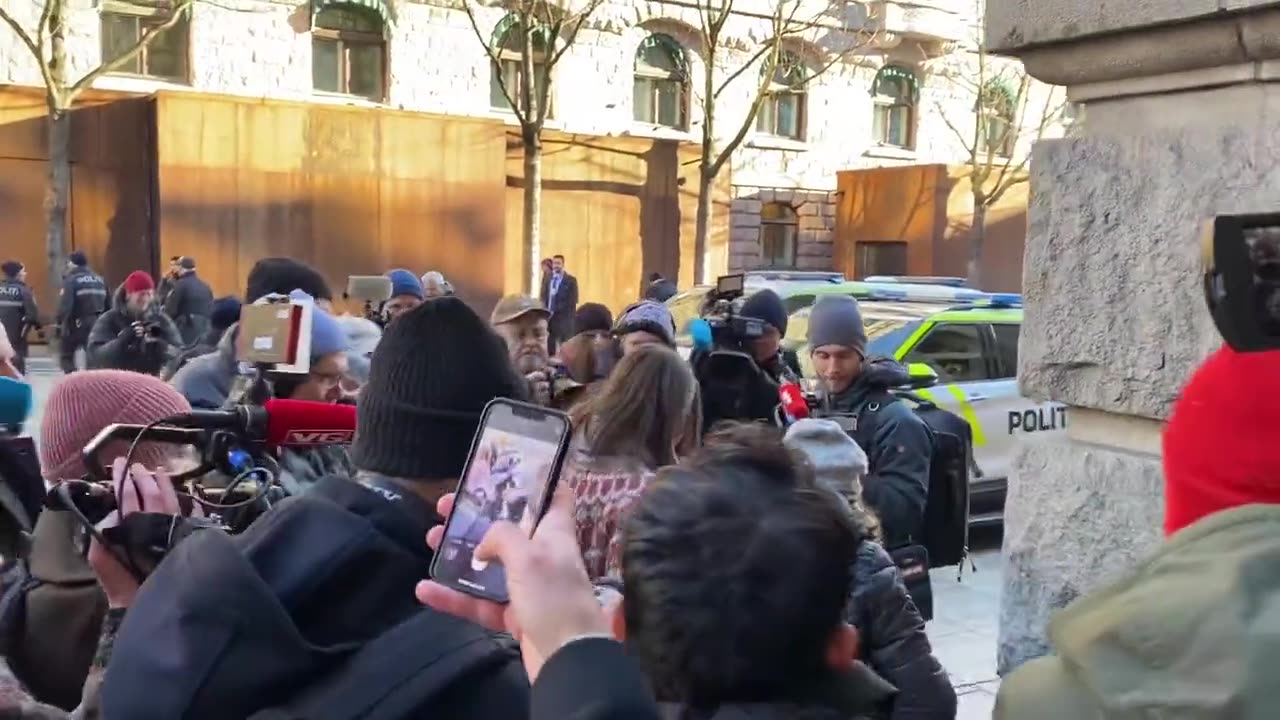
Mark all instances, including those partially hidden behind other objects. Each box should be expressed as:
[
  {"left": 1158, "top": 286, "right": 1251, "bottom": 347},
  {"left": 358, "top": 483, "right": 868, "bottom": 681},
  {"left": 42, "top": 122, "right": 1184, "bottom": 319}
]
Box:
[{"left": 995, "top": 345, "right": 1280, "bottom": 719}]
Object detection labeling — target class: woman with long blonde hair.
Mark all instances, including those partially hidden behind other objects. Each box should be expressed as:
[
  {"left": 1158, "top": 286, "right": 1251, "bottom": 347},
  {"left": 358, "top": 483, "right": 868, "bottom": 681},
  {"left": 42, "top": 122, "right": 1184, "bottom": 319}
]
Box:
[{"left": 565, "top": 344, "right": 701, "bottom": 579}]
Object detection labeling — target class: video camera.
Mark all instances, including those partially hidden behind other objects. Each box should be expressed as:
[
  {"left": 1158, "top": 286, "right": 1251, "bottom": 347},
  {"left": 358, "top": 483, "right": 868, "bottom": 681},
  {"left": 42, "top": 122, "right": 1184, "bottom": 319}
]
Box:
[
  {"left": 1203, "top": 213, "right": 1280, "bottom": 352},
  {"left": 692, "top": 274, "right": 781, "bottom": 427}
]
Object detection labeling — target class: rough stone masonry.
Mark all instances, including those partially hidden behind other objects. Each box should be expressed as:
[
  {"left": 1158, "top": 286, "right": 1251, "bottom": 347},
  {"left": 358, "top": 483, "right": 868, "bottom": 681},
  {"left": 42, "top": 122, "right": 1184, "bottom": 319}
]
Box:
[{"left": 984, "top": 0, "right": 1280, "bottom": 672}]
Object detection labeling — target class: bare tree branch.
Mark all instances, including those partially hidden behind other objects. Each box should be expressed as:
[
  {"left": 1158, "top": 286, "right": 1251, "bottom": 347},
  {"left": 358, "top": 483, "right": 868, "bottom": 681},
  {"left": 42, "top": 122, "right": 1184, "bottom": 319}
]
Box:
[
  {"left": 0, "top": 6, "right": 54, "bottom": 97},
  {"left": 67, "top": 1, "right": 197, "bottom": 100},
  {"left": 460, "top": 0, "right": 528, "bottom": 126}
]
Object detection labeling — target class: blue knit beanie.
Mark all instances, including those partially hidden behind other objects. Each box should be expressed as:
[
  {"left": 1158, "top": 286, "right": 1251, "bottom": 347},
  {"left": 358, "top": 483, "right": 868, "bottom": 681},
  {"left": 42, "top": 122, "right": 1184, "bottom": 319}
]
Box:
[
  {"left": 289, "top": 290, "right": 349, "bottom": 358},
  {"left": 386, "top": 269, "right": 424, "bottom": 300}
]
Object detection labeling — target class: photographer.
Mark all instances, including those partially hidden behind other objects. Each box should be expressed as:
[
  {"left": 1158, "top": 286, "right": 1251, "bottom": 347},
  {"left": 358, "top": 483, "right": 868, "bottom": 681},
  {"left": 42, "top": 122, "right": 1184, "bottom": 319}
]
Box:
[
  {"left": 86, "top": 272, "right": 181, "bottom": 376},
  {"left": 0, "top": 371, "right": 194, "bottom": 716}
]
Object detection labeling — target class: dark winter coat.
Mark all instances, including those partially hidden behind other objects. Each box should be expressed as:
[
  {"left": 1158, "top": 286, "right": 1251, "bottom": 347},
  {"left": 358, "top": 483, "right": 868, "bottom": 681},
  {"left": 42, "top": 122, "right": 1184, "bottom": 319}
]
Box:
[
  {"left": 849, "top": 541, "right": 956, "bottom": 720},
  {"left": 825, "top": 358, "right": 933, "bottom": 549},
  {"left": 85, "top": 285, "right": 182, "bottom": 375},
  {"left": 163, "top": 271, "right": 213, "bottom": 347},
  {"left": 655, "top": 662, "right": 898, "bottom": 720},
  {"left": 55, "top": 267, "right": 108, "bottom": 331},
  {"left": 168, "top": 325, "right": 240, "bottom": 409},
  {"left": 0, "top": 279, "right": 40, "bottom": 352}
]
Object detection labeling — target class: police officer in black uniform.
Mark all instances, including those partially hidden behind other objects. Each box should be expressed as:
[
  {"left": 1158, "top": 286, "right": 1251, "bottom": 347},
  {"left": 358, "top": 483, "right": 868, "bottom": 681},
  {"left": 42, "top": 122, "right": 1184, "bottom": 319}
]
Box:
[
  {"left": 56, "top": 251, "right": 109, "bottom": 374},
  {"left": 0, "top": 260, "right": 41, "bottom": 375}
]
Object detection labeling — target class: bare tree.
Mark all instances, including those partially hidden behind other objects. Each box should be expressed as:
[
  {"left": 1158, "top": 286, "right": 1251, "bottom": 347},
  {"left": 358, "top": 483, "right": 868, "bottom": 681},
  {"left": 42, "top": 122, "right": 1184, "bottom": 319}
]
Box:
[
  {"left": 933, "top": 39, "right": 1065, "bottom": 287},
  {"left": 460, "top": 0, "right": 605, "bottom": 291},
  {"left": 692, "top": 0, "right": 873, "bottom": 283},
  {"left": 0, "top": 0, "right": 203, "bottom": 299}
]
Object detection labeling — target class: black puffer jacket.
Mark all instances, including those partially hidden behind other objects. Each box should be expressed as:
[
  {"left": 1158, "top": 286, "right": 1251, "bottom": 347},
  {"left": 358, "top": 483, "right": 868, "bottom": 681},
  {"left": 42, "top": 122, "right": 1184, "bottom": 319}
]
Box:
[{"left": 848, "top": 540, "right": 955, "bottom": 720}]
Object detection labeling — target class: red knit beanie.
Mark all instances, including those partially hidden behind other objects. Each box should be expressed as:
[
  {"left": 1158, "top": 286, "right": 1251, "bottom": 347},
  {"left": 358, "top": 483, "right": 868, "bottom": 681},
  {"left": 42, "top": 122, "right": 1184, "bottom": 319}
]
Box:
[
  {"left": 39, "top": 370, "right": 191, "bottom": 482},
  {"left": 1162, "top": 345, "right": 1280, "bottom": 535},
  {"left": 123, "top": 270, "right": 154, "bottom": 294}
]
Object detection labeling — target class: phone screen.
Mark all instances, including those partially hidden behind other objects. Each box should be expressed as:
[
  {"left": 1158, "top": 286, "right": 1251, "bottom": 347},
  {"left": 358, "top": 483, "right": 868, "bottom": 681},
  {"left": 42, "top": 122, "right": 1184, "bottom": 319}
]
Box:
[{"left": 430, "top": 399, "right": 571, "bottom": 602}]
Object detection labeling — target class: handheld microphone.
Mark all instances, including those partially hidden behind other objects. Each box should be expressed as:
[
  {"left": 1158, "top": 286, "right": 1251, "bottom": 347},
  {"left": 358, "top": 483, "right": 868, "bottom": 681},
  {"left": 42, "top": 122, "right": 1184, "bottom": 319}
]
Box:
[
  {"left": 0, "top": 377, "right": 33, "bottom": 433},
  {"left": 778, "top": 382, "right": 811, "bottom": 424},
  {"left": 261, "top": 398, "right": 356, "bottom": 447},
  {"left": 164, "top": 398, "right": 356, "bottom": 448}
]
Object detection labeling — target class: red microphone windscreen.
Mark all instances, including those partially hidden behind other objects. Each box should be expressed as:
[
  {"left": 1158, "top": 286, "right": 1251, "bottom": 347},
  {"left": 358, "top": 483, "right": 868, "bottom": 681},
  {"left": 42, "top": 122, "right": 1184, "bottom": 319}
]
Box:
[
  {"left": 262, "top": 398, "right": 357, "bottom": 446},
  {"left": 779, "top": 383, "right": 810, "bottom": 420}
]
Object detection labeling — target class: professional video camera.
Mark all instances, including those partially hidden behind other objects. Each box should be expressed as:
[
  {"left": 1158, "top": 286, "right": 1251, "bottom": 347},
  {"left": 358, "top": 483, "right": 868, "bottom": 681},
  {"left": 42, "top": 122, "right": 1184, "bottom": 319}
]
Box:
[
  {"left": 691, "top": 274, "right": 782, "bottom": 427},
  {"left": 1203, "top": 213, "right": 1280, "bottom": 352}
]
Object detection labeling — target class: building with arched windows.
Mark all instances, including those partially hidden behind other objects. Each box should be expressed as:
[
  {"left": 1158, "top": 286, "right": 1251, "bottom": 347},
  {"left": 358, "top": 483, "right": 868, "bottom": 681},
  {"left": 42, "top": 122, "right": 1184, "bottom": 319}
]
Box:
[{"left": 0, "top": 0, "right": 1065, "bottom": 280}]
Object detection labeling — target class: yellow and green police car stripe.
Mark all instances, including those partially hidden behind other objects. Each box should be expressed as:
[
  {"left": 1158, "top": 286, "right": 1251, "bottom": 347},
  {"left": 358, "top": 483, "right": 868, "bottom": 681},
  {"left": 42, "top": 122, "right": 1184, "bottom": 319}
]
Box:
[{"left": 894, "top": 319, "right": 991, "bottom": 447}]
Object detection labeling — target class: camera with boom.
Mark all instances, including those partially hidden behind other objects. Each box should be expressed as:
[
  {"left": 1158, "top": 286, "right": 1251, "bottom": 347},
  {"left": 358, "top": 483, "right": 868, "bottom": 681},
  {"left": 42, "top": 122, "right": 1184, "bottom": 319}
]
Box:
[
  {"left": 691, "top": 274, "right": 781, "bottom": 427},
  {"left": 1203, "top": 213, "right": 1280, "bottom": 352}
]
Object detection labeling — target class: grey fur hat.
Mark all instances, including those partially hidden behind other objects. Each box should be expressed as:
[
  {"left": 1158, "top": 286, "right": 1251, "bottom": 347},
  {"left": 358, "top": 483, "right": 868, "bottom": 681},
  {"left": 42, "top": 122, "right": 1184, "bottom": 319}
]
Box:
[{"left": 783, "top": 418, "right": 868, "bottom": 506}]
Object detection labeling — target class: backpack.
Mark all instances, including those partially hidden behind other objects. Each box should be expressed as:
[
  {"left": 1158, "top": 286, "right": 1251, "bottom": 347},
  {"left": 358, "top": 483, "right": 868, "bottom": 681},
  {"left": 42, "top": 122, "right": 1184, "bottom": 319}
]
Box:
[{"left": 853, "top": 389, "right": 973, "bottom": 569}]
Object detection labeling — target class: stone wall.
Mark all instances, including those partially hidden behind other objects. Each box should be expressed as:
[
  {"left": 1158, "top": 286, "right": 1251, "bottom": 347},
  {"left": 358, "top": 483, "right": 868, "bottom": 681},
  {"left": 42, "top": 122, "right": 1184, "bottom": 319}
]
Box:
[
  {"left": 728, "top": 188, "right": 835, "bottom": 271},
  {"left": 986, "top": 0, "right": 1280, "bottom": 674}
]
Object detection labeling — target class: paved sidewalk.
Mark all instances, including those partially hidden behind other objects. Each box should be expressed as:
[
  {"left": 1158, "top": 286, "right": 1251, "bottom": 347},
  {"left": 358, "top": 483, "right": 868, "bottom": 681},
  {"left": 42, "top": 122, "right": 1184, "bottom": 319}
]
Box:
[{"left": 927, "top": 537, "right": 1002, "bottom": 719}]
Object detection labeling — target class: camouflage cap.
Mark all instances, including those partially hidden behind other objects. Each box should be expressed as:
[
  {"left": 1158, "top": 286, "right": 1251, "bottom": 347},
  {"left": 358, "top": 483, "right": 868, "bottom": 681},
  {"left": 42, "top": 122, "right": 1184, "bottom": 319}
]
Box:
[{"left": 490, "top": 294, "right": 550, "bottom": 325}]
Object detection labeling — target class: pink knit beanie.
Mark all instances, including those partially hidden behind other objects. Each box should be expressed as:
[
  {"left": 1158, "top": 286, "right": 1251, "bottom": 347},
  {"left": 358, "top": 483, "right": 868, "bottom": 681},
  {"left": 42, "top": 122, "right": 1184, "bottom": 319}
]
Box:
[{"left": 39, "top": 370, "right": 191, "bottom": 482}]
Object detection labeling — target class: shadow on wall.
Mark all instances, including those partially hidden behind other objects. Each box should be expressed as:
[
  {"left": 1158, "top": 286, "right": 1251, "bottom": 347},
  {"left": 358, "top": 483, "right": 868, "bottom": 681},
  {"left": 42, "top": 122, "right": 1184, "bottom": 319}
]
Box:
[{"left": 0, "top": 87, "right": 154, "bottom": 309}]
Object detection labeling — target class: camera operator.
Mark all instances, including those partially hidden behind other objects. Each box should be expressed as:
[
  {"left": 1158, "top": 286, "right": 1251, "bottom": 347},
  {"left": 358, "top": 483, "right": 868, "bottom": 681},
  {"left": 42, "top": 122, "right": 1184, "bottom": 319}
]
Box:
[
  {"left": 739, "top": 289, "right": 802, "bottom": 382},
  {"left": 0, "top": 371, "right": 194, "bottom": 716},
  {"left": 689, "top": 282, "right": 787, "bottom": 428},
  {"left": 806, "top": 295, "right": 933, "bottom": 549},
  {"left": 491, "top": 294, "right": 583, "bottom": 409},
  {"left": 86, "top": 272, "right": 181, "bottom": 376},
  {"left": 102, "top": 298, "right": 533, "bottom": 718}
]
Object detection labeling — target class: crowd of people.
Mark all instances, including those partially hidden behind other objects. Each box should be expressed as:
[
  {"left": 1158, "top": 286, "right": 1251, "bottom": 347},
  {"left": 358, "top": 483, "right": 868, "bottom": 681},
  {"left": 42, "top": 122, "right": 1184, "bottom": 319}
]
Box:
[{"left": 0, "top": 250, "right": 1270, "bottom": 719}]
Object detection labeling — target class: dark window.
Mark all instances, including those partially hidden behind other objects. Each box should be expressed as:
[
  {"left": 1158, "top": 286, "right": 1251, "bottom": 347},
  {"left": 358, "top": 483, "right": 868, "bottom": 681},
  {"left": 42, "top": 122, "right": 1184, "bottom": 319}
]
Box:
[
  {"left": 756, "top": 51, "right": 806, "bottom": 140},
  {"left": 759, "top": 203, "right": 798, "bottom": 268},
  {"left": 100, "top": 6, "right": 190, "bottom": 82},
  {"left": 872, "top": 65, "right": 917, "bottom": 148},
  {"left": 855, "top": 241, "right": 907, "bottom": 277},
  {"left": 312, "top": 6, "right": 386, "bottom": 101},
  {"left": 634, "top": 34, "right": 688, "bottom": 129},
  {"left": 904, "top": 322, "right": 990, "bottom": 382},
  {"left": 490, "top": 14, "right": 552, "bottom": 115},
  {"left": 991, "top": 323, "right": 1019, "bottom": 378}
]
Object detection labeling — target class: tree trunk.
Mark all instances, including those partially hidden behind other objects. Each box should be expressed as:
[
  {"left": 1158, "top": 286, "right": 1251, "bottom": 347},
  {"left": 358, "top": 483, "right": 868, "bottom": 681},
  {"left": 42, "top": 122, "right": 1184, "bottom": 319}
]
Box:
[
  {"left": 522, "top": 130, "right": 542, "bottom": 293},
  {"left": 694, "top": 166, "right": 714, "bottom": 285},
  {"left": 44, "top": 108, "right": 71, "bottom": 307},
  {"left": 967, "top": 201, "right": 987, "bottom": 288}
]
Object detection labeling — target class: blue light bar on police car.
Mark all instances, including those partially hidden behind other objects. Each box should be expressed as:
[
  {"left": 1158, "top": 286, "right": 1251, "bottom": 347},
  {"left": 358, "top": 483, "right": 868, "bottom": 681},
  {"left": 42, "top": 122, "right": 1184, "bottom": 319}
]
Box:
[{"left": 987, "top": 293, "right": 1023, "bottom": 307}]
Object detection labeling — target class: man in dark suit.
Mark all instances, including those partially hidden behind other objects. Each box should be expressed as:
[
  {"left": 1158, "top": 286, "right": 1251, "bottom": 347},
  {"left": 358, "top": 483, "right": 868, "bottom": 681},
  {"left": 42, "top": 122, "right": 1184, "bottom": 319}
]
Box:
[{"left": 539, "top": 254, "right": 578, "bottom": 354}]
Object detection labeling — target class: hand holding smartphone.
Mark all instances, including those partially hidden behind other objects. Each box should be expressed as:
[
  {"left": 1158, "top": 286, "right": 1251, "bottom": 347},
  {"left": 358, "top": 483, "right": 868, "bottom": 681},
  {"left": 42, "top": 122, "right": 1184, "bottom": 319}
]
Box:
[{"left": 429, "top": 398, "right": 572, "bottom": 603}]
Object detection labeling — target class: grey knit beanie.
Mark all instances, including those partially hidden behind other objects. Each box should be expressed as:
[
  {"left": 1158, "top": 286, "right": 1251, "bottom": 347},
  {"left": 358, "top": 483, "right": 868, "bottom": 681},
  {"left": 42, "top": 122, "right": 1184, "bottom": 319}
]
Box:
[
  {"left": 783, "top": 418, "right": 867, "bottom": 506},
  {"left": 806, "top": 295, "right": 867, "bottom": 357}
]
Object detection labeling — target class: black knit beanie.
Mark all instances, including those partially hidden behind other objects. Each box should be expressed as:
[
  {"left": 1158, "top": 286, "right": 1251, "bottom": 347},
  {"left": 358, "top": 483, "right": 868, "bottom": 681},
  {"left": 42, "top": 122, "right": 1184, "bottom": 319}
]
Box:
[
  {"left": 244, "top": 258, "right": 333, "bottom": 304},
  {"left": 573, "top": 303, "right": 613, "bottom": 336},
  {"left": 741, "top": 289, "right": 789, "bottom": 337},
  {"left": 352, "top": 297, "right": 528, "bottom": 481}
]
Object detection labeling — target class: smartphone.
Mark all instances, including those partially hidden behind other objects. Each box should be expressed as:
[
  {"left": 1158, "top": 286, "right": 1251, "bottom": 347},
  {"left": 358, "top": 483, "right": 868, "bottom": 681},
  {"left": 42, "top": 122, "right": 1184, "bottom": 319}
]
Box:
[{"left": 430, "top": 398, "right": 572, "bottom": 602}]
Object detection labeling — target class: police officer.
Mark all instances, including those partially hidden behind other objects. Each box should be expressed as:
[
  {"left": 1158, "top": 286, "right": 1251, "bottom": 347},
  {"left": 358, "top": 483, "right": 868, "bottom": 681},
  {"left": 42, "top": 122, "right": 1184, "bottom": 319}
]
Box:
[
  {"left": 56, "top": 251, "right": 109, "bottom": 374},
  {"left": 0, "top": 261, "right": 41, "bottom": 375},
  {"left": 806, "top": 294, "right": 933, "bottom": 549}
]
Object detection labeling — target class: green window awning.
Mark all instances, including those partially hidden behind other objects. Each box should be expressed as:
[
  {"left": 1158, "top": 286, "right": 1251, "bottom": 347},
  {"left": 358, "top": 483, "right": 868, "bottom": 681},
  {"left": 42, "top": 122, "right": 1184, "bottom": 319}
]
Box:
[{"left": 313, "top": 0, "right": 396, "bottom": 27}]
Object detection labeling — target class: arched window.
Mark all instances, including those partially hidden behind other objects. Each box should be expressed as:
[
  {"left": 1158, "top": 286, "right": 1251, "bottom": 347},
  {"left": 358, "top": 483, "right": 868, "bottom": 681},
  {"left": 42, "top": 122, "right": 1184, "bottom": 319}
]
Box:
[
  {"left": 633, "top": 34, "right": 688, "bottom": 129},
  {"left": 490, "top": 14, "right": 553, "bottom": 115},
  {"left": 312, "top": 4, "right": 387, "bottom": 101},
  {"left": 756, "top": 51, "right": 807, "bottom": 140},
  {"left": 978, "top": 80, "right": 1016, "bottom": 156},
  {"left": 872, "top": 65, "right": 917, "bottom": 148},
  {"left": 759, "top": 202, "right": 798, "bottom": 267}
]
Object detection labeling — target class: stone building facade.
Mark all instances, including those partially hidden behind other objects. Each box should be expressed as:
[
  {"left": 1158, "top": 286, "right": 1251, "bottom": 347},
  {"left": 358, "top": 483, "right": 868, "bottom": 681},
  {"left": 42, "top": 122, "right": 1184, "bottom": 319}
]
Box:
[{"left": 0, "top": 0, "right": 1060, "bottom": 276}]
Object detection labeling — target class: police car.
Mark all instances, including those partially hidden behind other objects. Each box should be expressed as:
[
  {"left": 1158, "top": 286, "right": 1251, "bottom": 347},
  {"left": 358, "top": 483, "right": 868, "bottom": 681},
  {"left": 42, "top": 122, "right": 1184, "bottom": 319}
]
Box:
[{"left": 787, "top": 291, "right": 1066, "bottom": 526}]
